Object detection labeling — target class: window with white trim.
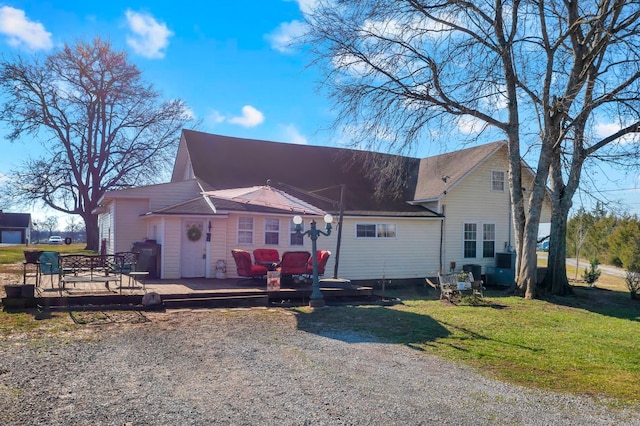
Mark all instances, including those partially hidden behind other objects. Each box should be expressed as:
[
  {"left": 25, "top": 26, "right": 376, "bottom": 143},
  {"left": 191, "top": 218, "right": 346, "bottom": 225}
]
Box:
[
  {"left": 463, "top": 223, "right": 477, "bottom": 258},
  {"left": 483, "top": 223, "right": 496, "bottom": 258},
  {"left": 264, "top": 218, "right": 279, "bottom": 245},
  {"left": 237, "top": 217, "right": 253, "bottom": 244},
  {"left": 491, "top": 170, "right": 505, "bottom": 192},
  {"left": 356, "top": 223, "right": 397, "bottom": 238},
  {"left": 290, "top": 220, "right": 304, "bottom": 246}
]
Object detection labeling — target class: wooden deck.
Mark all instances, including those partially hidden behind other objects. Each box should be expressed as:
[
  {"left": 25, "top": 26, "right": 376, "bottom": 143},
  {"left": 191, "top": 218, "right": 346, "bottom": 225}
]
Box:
[{"left": 5, "top": 276, "right": 375, "bottom": 310}]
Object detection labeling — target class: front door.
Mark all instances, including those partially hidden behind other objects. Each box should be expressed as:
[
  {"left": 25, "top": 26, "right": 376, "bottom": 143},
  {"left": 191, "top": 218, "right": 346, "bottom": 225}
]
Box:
[{"left": 181, "top": 219, "right": 206, "bottom": 278}]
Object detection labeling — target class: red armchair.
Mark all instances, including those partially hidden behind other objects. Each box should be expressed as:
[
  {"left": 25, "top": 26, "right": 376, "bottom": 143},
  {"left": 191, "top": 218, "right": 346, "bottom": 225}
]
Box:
[
  {"left": 231, "top": 249, "right": 268, "bottom": 281},
  {"left": 305, "top": 250, "right": 331, "bottom": 276},
  {"left": 253, "top": 248, "right": 280, "bottom": 269},
  {"left": 279, "top": 251, "right": 311, "bottom": 276}
]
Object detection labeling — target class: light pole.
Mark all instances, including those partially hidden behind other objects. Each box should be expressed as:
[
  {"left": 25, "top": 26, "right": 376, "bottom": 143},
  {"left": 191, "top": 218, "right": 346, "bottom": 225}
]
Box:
[{"left": 293, "top": 214, "right": 333, "bottom": 307}]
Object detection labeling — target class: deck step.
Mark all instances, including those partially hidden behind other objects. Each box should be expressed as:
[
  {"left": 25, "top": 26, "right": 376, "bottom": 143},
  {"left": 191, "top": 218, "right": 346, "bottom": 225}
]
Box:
[{"left": 162, "top": 294, "right": 269, "bottom": 309}]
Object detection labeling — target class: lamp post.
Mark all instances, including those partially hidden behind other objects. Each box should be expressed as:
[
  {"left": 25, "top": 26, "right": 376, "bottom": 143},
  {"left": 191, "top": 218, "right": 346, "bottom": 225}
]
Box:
[{"left": 293, "top": 214, "right": 333, "bottom": 307}]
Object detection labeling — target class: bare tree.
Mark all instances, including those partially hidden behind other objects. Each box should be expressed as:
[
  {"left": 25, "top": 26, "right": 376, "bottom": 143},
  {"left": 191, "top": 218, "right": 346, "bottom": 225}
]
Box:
[
  {"left": 303, "top": 0, "right": 640, "bottom": 298},
  {"left": 65, "top": 216, "right": 82, "bottom": 234},
  {"left": 0, "top": 38, "right": 192, "bottom": 250},
  {"left": 43, "top": 216, "right": 58, "bottom": 237}
]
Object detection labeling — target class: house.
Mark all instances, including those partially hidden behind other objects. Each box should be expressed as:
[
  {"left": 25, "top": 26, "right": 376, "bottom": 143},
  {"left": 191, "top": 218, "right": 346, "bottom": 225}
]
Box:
[
  {"left": 96, "top": 129, "right": 551, "bottom": 283},
  {"left": 0, "top": 211, "right": 32, "bottom": 244}
]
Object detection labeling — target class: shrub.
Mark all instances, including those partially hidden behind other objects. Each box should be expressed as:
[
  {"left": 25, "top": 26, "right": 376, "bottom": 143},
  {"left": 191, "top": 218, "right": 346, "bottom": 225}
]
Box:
[
  {"left": 625, "top": 271, "right": 640, "bottom": 300},
  {"left": 582, "top": 258, "right": 601, "bottom": 287}
]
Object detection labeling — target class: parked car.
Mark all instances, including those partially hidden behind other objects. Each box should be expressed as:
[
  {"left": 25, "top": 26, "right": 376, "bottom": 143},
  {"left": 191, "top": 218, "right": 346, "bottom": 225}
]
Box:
[{"left": 48, "top": 236, "right": 63, "bottom": 244}]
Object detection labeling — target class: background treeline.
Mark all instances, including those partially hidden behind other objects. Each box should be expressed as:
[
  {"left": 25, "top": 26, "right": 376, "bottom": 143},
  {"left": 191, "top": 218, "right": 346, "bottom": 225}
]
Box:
[{"left": 567, "top": 202, "right": 640, "bottom": 272}]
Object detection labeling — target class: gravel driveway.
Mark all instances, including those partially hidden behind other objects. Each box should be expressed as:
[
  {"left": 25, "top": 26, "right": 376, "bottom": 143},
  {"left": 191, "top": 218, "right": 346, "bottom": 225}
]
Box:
[{"left": 1, "top": 308, "right": 638, "bottom": 425}]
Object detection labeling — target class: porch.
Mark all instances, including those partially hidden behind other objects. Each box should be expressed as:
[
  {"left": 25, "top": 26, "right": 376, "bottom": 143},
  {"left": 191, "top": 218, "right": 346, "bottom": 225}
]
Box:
[{"left": 4, "top": 276, "right": 375, "bottom": 310}]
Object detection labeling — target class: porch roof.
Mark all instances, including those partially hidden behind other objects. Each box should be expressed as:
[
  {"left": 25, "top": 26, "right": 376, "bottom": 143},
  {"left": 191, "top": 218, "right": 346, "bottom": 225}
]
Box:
[{"left": 143, "top": 194, "right": 443, "bottom": 219}]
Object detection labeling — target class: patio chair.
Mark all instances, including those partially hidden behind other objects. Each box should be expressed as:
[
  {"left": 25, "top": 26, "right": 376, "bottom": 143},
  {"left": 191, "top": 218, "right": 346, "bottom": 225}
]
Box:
[
  {"left": 38, "top": 251, "right": 60, "bottom": 289},
  {"left": 114, "top": 251, "right": 148, "bottom": 289},
  {"left": 279, "top": 251, "right": 311, "bottom": 277},
  {"left": 253, "top": 248, "right": 280, "bottom": 270},
  {"left": 231, "top": 249, "right": 269, "bottom": 282},
  {"left": 437, "top": 273, "right": 459, "bottom": 303},
  {"left": 468, "top": 272, "right": 485, "bottom": 299},
  {"left": 305, "top": 250, "right": 331, "bottom": 276}
]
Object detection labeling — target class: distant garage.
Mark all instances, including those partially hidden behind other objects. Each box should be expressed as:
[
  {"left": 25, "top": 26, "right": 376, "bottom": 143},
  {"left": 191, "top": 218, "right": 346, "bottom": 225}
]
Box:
[
  {"left": 0, "top": 211, "right": 32, "bottom": 244},
  {"left": 1, "top": 230, "right": 22, "bottom": 244}
]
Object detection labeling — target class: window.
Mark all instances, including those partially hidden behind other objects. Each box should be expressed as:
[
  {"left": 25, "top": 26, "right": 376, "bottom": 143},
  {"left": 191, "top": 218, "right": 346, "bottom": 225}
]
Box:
[
  {"left": 356, "top": 223, "right": 397, "bottom": 238},
  {"left": 290, "top": 220, "right": 304, "bottom": 246},
  {"left": 237, "top": 217, "right": 253, "bottom": 244},
  {"left": 264, "top": 218, "right": 279, "bottom": 245},
  {"left": 492, "top": 170, "right": 505, "bottom": 192},
  {"left": 483, "top": 223, "right": 495, "bottom": 258},
  {"left": 463, "top": 223, "right": 477, "bottom": 258}
]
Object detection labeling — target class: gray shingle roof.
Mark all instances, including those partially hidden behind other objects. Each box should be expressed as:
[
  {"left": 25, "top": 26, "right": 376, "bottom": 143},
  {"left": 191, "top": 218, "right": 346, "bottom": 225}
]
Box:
[
  {"left": 0, "top": 212, "right": 31, "bottom": 228},
  {"left": 168, "top": 130, "right": 509, "bottom": 218}
]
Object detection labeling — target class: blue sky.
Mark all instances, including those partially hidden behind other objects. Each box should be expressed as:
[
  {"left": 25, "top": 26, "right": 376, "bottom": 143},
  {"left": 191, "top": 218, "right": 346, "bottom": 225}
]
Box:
[{"left": 0, "top": 0, "right": 638, "bottom": 225}]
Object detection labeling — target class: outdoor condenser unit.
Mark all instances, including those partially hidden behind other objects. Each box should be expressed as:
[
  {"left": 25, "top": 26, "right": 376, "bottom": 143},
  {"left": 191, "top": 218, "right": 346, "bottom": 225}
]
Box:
[{"left": 486, "top": 252, "right": 516, "bottom": 286}]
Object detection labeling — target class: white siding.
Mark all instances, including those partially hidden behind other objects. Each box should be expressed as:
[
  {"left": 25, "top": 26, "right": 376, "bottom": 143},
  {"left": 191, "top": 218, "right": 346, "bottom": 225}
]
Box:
[
  {"left": 113, "top": 199, "right": 150, "bottom": 253},
  {"left": 162, "top": 217, "right": 182, "bottom": 279},
  {"left": 337, "top": 217, "right": 441, "bottom": 280},
  {"left": 98, "top": 203, "right": 115, "bottom": 254},
  {"left": 209, "top": 217, "right": 228, "bottom": 277},
  {"left": 220, "top": 213, "right": 440, "bottom": 280},
  {"left": 440, "top": 148, "right": 512, "bottom": 275}
]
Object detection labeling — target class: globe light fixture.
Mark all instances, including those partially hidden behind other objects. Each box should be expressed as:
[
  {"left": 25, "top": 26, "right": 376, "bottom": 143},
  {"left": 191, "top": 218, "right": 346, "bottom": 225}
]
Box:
[{"left": 293, "top": 214, "right": 333, "bottom": 307}]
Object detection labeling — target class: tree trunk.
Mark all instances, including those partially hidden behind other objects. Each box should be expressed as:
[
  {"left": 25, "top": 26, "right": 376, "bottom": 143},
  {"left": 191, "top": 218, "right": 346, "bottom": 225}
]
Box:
[
  {"left": 543, "top": 208, "right": 573, "bottom": 295},
  {"left": 520, "top": 237, "right": 540, "bottom": 299},
  {"left": 82, "top": 213, "right": 99, "bottom": 252},
  {"left": 543, "top": 142, "right": 579, "bottom": 296}
]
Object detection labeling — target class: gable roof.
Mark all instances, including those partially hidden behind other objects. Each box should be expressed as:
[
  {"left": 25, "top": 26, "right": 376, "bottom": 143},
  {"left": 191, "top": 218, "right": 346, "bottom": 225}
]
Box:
[
  {"left": 170, "top": 130, "right": 515, "bottom": 217},
  {"left": 413, "top": 141, "right": 507, "bottom": 201},
  {"left": 175, "top": 130, "right": 435, "bottom": 217},
  {"left": 0, "top": 212, "right": 31, "bottom": 228}
]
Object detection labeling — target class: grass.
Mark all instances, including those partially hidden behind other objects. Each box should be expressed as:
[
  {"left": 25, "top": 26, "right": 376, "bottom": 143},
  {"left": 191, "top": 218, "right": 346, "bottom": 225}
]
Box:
[
  {"left": 0, "top": 243, "right": 92, "bottom": 275},
  {"left": 0, "top": 246, "right": 638, "bottom": 404}
]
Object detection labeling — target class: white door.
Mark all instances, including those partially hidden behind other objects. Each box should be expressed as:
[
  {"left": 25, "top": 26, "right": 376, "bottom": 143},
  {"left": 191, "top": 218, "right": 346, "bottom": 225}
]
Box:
[{"left": 181, "top": 219, "right": 206, "bottom": 278}]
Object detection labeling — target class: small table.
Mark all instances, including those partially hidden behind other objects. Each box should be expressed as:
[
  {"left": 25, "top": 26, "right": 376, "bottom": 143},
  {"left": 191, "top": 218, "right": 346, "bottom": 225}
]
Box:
[{"left": 127, "top": 271, "right": 149, "bottom": 291}]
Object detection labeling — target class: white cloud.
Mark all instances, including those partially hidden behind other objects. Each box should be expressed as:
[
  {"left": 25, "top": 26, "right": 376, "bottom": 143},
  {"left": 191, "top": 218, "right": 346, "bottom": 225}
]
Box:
[
  {"left": 266, "top": 20, "right": 306, "bottom": 53},
  {"left": 595, "top": 121, "right": 637, "bottom": 144},
  {"left": 280, "top": 124, "right": 308, "bottom": 144},
  {"left": 209, "top": 106, "right": 265, "bottom": 128},
  {"left": 268, "top": 0, "right": 322, "bottom": 53},
  {"left": 0, "top": 6, "right": 52, "bottom": 50},
  {"left": 595, "top": 122, "right": 622, "bottom": 139},
  {"left": 457, "top": 115, "right": 484, "bottom": 135},
  {"left": 208, "top": 110, "right": 226, "bottom": 125},
  {"left": 287, "top": 0, "right": 320, "bottom": 15},
  {"left": 125, "top": 10, "right": 172, "bottom": 59},
  {"left": 229, "top": 105, "right": 265, "bottom": 127}
]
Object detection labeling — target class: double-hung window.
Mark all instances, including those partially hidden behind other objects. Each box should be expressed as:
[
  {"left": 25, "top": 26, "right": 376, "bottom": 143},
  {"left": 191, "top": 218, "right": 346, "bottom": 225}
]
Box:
[
  {"left": 483, "top": 223, "right": 496, "bottom": 258},
  {"left": 289, "top": 220, "right": 304, "bottom": 246},
  {"left": 237, "top": 217, "right": 253, "bottom": 244},
  {"left": 463, "top": 223, "right": 477, "bottom": 258},
  {"left": 492, "top": 170, "right": 505, "bottom": 192},
  {"left": 464, "top": 222, "right": 496, "bottom": 258},
  {"left": 264, "top": 218, "right": 279, "bottom": 245}
]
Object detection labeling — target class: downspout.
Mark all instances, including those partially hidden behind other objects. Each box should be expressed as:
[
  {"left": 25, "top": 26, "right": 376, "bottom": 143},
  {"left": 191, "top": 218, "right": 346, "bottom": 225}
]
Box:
[
  {"left": 439, "top": 176, "right": 449, "bottom": 273},
  {"left": 439, "top": 205, "right": 445, "bottom": 273}
]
